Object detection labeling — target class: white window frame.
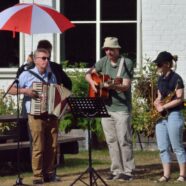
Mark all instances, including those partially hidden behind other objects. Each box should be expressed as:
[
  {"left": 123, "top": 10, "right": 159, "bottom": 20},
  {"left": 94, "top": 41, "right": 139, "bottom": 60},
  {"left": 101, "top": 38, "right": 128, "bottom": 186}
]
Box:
[
  {"left": 63, "top": 0, "right": 142, "bottom": 69},
  {"left": 0, "top": 0, "right": 142, "bottom": 79}
]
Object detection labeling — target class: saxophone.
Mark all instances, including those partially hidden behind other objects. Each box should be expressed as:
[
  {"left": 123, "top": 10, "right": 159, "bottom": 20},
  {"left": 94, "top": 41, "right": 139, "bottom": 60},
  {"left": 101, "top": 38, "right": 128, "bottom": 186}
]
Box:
[
  {"left": 151, "top": 91, "right": 176, "bottom": 121},
  {"left": 145, "top": 90, "right": 176, "bottom": 137}
]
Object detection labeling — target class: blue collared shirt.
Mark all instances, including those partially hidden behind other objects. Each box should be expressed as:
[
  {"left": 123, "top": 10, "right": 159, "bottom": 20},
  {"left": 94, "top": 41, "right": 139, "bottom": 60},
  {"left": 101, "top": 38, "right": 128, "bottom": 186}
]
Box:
[{"left": 18, "top": 66, "right": 57, "bottom": 114}]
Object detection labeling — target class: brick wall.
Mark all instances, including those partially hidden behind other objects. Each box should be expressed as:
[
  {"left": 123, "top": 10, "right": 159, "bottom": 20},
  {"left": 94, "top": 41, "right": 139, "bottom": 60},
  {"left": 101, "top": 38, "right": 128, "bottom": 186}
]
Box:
[{"left": 142, "top": 0, "right": 186, "bottom": 83}]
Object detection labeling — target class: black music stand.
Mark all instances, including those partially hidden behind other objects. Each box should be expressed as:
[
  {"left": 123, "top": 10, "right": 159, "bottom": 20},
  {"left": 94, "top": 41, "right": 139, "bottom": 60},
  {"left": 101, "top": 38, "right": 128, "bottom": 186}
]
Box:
[
  {"left": 67, "top": 97, "right": 110, "bottom": 186},
  {"left": 3, "top": 79, "right": 28, "bottom": 186}
]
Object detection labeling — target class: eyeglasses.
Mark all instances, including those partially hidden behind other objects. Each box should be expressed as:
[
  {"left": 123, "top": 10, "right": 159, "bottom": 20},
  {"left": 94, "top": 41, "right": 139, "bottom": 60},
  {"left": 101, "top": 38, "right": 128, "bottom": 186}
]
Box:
[{"left": 36, "top": 56, "right": 50, "bottom": 61}]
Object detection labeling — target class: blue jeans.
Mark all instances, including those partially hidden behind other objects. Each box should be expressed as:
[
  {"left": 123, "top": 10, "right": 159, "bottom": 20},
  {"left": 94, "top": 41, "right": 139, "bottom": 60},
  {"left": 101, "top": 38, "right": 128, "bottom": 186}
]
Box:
[{"left": 155, "top": 111, "right": 186, "bottom": 164}]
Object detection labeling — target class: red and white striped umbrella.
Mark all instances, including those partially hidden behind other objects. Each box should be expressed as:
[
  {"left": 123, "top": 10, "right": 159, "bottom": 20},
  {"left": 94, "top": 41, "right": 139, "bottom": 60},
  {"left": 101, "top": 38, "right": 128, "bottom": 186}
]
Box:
[{"left": 0, "top": 3, "right": 75, "bottom": 35}]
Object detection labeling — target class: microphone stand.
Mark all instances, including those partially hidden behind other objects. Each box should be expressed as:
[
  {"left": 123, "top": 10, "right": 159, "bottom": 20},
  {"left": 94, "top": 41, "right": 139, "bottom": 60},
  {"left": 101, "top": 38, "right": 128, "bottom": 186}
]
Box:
[
  {"left": 3, "top": 78, "right": 19, "bottom": 99},
  {"left": 3, "top": 79, "right": 26, "bottom": 186}
]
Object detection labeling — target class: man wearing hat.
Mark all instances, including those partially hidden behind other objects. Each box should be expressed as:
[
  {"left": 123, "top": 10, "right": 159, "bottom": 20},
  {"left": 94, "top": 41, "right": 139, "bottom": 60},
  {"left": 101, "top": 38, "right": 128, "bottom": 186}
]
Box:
[
  {"left": 85, "top": 37, "right": 135, "bottom": 181},
  {"left": 153, "top": 51, "right": 186, "bottom": 182}
]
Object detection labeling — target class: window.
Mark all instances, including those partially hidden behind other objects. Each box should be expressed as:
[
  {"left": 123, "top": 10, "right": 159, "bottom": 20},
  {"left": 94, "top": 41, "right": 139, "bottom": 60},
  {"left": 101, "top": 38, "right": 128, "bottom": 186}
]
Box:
[
  {"left": 61, "top": 24, "right": 96, "bottom": 67},
  {"left": 101, "top": 0, "right": 136, "bottom": 20},
  {"left": 63, "top": 0, "right": 95, "bottom": 21},
  {"left": 0, "top": 0, "right": 19, "bottom": 68},
  {"left": 101, "top": 24, "right": 137, "bottom": 61},
  {"left": 60, "top": 0, "right": 138, "bottom": 68}
]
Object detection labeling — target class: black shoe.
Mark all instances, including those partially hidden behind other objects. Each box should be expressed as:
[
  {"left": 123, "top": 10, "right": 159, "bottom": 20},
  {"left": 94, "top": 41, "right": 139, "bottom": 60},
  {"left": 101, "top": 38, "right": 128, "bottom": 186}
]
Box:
[
  {"left": 33, "top": 179, "right": 43, "bottom": 185},
  {"left": 50, "top": 175, "right": 61, "bottom": 182},
  {"left": 44, "top": 175, "right": 61, "bottom": 182},
  {"left": 117, "top": 173, "right": 133, "bottom": 181},
  {"left": 106, "top": 174, "right": 115, "bottom": 180},
  {"left": 43, "top": 177, "right": 50, "bottom": 183}
]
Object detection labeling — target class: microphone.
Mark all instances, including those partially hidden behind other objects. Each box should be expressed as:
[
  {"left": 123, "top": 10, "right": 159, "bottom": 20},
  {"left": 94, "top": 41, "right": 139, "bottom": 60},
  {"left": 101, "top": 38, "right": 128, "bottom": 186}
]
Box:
[{"left": 16, "top": 62, "right": 35, "bottom": 78}]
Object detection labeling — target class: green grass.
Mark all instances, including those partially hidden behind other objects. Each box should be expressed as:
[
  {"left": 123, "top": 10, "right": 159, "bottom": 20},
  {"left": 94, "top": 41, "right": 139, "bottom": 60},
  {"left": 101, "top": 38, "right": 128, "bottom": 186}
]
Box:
[{"left": 0, "top": 149, "right": 185, "bottom": 186}]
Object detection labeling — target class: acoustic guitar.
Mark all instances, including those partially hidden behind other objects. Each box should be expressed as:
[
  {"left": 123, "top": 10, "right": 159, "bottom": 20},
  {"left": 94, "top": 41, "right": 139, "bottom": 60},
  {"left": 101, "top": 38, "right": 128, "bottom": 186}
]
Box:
[{"left": 88, "top": 73, "right": 122, "bottom": 98}]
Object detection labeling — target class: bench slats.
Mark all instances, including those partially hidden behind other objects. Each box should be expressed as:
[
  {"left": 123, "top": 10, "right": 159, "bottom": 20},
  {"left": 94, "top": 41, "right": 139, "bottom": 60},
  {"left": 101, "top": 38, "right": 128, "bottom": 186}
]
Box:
[{"left": 0, "top": 135, "right": 84, "bottom": 151}]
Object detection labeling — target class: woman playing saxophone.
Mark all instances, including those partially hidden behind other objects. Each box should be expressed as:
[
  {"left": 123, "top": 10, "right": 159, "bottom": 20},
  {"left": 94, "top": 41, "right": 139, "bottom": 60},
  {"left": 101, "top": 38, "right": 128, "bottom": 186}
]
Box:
[{"left": 153, "top": 51, "right": 186, "bottom": 182}]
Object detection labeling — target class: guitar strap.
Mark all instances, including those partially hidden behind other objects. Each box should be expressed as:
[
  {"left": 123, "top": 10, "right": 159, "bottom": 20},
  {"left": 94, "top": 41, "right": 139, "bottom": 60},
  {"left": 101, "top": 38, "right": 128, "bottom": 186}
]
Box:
[
  {"left": 117, "top": 57, "right": 133, "bottom": 79},
  {"left": 116, "top": 57, "right": 125, "bottom": 77}
]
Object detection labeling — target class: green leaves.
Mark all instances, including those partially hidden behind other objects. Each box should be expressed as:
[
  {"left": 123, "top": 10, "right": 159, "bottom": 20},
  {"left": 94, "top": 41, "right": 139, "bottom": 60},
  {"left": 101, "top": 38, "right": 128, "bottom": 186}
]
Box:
[
  {"left": 132, "top": 58, "right": 158, "bottom": 137},
  {"left": 0, "top": 90, "right": 17, "bottom": 134},
  {"left": 59, "top": 68, "right": 105, "bottom": 141}
]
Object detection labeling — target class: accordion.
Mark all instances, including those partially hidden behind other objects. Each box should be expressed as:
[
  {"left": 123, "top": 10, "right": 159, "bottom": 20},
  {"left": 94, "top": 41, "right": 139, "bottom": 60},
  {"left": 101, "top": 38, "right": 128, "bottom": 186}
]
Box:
[{"left": 30, "top": 82, "right": 72, "bottom": 119}]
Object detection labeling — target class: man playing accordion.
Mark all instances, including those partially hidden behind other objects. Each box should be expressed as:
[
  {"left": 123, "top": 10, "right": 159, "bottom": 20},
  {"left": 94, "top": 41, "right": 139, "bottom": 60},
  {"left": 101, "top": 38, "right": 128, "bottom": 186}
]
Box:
[{"left": 8, "top": 48, "right": 71, "bottom": 185}]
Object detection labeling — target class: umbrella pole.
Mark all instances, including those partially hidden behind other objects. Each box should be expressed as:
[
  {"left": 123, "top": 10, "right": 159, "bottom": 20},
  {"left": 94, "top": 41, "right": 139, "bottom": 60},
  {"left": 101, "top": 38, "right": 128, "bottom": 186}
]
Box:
[{"left": 31, "top": 34, "right": 33, "bottom": 53}]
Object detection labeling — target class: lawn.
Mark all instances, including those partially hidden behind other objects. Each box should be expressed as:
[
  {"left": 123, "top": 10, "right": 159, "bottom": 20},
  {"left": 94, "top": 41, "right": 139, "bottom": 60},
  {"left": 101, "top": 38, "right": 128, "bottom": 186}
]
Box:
[{"left": 0, "top": 149, "right": 185, "bottom": 186}]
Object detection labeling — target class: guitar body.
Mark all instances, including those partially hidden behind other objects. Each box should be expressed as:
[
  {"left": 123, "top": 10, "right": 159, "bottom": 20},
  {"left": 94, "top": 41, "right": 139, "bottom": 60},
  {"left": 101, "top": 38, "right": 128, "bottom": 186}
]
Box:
[{"left": 89, "top": 73, "right": 111, "bottom": 98}]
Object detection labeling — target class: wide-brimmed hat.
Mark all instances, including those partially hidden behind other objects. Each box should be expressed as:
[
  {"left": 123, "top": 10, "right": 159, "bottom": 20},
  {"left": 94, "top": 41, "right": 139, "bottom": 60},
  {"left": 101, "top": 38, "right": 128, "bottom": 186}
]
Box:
[
  {"left": 102, "top": 37, "right": 121, "bottom": 49},
  {"left": 153, "top": 51, "right": 173, "bottom": 65}
]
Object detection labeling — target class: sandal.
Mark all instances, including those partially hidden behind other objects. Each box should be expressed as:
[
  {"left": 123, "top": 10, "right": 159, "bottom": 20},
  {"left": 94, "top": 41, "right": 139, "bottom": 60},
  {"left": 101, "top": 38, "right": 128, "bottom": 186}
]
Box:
[
  {"left": 176, "top": 176, "right": 186, "bottom": 182},
  {"left": 156, "top": 176, "right": 170, "bottom": 182}
]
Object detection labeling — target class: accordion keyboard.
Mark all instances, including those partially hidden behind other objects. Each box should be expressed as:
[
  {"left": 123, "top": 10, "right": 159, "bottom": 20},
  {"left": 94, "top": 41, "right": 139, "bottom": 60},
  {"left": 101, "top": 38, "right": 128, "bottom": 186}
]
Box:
[{"left": 30, "top": 82, "right": 48, "bottom": 115}]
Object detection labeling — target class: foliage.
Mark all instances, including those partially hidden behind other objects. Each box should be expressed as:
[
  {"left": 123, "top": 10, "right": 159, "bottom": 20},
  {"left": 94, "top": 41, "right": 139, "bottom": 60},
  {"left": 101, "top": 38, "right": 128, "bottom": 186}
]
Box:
[
  {"left": 132, "top": 57, "right": 158, "bottom": 137},
  {"left": 60, "top": 59, "right": 160, "bottom": 140},
  {"left": 132, "top": 59, "right": 186, "bottom": 137},
  {"left": 59, "top": 63, "right": 105, "bottom": 141},
  {"left": 62, "top": 60, "right": 88, "bottom": 69},
  {"left": 0, "top": 89, "right": 17, "bottom": 134},
  {"left": 182, "top": 108, "right": 186, "bottom": 128}
]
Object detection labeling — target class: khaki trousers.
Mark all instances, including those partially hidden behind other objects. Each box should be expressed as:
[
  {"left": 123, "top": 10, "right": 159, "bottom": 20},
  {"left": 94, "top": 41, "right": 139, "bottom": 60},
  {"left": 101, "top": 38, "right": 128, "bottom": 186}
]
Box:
[
  {"left": 101, "top": 111, "right": 135, "bottom": 176},
  {"left": 28, "top": 115, "right": 58, "bottom": 179}
]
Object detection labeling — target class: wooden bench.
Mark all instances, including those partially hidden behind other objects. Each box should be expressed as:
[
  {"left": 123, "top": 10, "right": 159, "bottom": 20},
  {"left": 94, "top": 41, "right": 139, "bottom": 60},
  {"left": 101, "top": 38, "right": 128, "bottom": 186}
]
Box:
[
  {"left": 0, "top": 135, "right": 85, "bottom": 151},
  {"left": 0, "top": 115, "right": 85, "bottom": 150},
  {"left": 0, "top": 134, "right": 85, "bottom": 166},
  {"left": 0, "top": 115, "right": 85, "bottom": 164}
]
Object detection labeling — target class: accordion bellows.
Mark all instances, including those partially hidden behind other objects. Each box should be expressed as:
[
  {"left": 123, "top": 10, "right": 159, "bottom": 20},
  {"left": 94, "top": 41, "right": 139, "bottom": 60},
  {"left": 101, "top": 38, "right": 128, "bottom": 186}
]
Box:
[{"left": 30, "top": 82, "right": 72, "bottom": 119}]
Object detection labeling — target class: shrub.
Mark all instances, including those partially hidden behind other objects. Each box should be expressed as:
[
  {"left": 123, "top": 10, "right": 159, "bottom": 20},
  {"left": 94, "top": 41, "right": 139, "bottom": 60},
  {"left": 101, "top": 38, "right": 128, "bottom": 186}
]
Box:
[
  {"left": 60, "top": 59, "right": 162, "bottom": 141},
  {"left": 59, "top": 63, "right": 105, "bottom": 141},
  {"left": 132, "top": 58, "right": 186, "bottom": 137},
  {"left": 132, "top": 58, "right": 158, "bottom": 138},
  {"left": 0, "top": 89, "right": 17, "bottom": 134}
]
